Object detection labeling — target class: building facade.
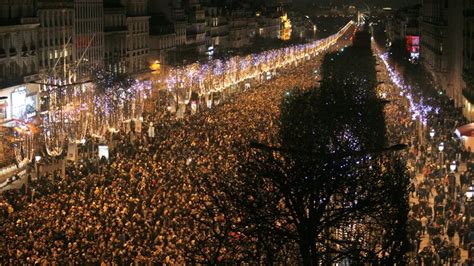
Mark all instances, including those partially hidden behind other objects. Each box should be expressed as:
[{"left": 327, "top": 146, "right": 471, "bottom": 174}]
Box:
[
  {"left": 0, "top": 0, "right": 40, "bottom": 121},
  {"left": 228, "top": 9, "right": 255, "bottom": 49},
  {"left": 124, "top": 0, "right": 150, "bottom": 74},
  {"left": 149, "top": 14, "right": 177, "bottom": 66},
  {"left": 37, "top": 0, "right": 74, "bottom": 81},
  {"left": 184, "top": 0, "right": 206, "bottom": 53},
  {"left": 421, "top": 0, "right": 463, "bottom": 108},
  {"left": 463, "top": 1, "right": 474, "bottom": 119},
  {"left": 104, "top": 1, "right": 127, "bottom": 74},
  {"left": 205, "top": 6, "right": 229, "bottom": 54},
  {"left": 147, "top": 0, "right": 187, "bottom": 66},
  {"left": 387, "top": 5, "right": 421, "bottom": 43},
  {"left": 258, "top": 15, "right": 280, "bottom": 39},
  {"left": 73, "top": 0, "right": 105, "bottom": 80}
]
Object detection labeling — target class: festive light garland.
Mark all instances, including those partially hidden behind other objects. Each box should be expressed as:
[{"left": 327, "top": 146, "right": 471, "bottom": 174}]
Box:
[
  {"left": 162, "top": 21, "right": 355, "bottom": 98},
  {"left": 39, "top": 21, "right": 354, "bottom": 156},
  {"left": 375, "top": 48, "right": 433, "bottom": 125}
]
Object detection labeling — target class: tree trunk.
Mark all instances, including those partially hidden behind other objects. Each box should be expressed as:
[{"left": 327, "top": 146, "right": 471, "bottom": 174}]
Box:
[
  {"left": 299, "top": 242, "right": 312, "bottom": 266},
  {"left": 299, "top": 234, "right": 313, "bottom": 266}
]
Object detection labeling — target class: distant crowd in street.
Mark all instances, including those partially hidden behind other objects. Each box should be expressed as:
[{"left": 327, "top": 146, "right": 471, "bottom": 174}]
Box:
[
  {"left": 0, "top": 38, "right": 341, "bottom": 264},
  {"left": 379, "top": 50, "right": 474, "bottom": 264}
]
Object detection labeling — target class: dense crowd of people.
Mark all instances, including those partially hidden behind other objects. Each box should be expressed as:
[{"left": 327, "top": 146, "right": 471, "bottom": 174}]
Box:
[
  {"left": 0, "top": 34, "right": 350, "bottom": 264},
  {"left": 375, "top": 44, "right": 474, "bottom": 264},
  {"left": 4, "top": 24, "right": 474, "bottom": 264}
]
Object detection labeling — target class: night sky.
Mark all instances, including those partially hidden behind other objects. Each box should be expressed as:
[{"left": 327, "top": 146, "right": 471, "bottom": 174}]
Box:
[{"left": 292, "top": 0, "right": 420, "bottom": 8}]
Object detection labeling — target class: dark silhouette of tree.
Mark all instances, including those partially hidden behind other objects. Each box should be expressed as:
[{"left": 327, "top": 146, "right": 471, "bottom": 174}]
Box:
[
  {"left": 225, "top": 35, "right": 409, "bottom": 264},
  {"left": 190, "top": 31, "right": 411, "bottom": 265}
]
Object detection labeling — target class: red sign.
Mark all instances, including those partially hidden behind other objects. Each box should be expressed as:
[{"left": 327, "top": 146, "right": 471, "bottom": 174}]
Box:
[{"left": 405, "top": 36, "right": 420, "bottom": 54}]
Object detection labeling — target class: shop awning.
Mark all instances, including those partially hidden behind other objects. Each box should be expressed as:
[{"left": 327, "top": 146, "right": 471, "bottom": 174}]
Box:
[{"left": 455, "top": 123, "right": 474, "bottom": 138}]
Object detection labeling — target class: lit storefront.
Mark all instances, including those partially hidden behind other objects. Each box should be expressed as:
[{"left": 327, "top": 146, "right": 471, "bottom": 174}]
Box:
[{"left": 0, "top": 83, "right": 39, "bottom": 122}]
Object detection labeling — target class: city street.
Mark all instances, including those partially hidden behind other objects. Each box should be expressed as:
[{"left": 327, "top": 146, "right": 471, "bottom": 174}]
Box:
[
  {"left": 374, "top": 39, "right": 473, "bottom": 264},
  {"left": 2, "top": 20, "right": 472, "bottom": 264},
  {"left": 0, "top": 25, "right": 357, "bottom": 264},
  {"left": 3, "top": 0, "right": 474, "bottom": 264}
]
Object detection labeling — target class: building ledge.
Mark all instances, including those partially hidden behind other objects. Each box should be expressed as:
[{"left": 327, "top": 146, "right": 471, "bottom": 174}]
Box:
[
  {"left": 0, "top": 17, "right": 40, "bottom": 26},
  {"left": 126, "top": 15, "right": 151, "bottom": 20},
  {"left": 421, "top": 19, "right": 447, "bottom": 27},
  {"left": 104, "top": 26, "right": 128, "bottom": 32}
]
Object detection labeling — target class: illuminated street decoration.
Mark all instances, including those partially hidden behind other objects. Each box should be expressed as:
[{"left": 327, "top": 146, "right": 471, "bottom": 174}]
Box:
[
  {"left": 38, "top": 71, "right": 152, "bottom": 156},
  {"left": 163, "top": 20, "right": 355, "bottom": 100},
  {"left": 280, "top": 13, "right": 292, "bottom": 41},
  {"left": 375, "top": 47, "right": 432, "bottom": 125},
  {"left": 36, "top": 20, "right": 354, "bottom": 156}
]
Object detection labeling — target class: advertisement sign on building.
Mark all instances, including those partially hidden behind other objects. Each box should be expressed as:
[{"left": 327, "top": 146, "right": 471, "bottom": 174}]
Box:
[
  {"left": 67, "top": 143, "right": 78, "bottom": 161},
  {"left": 406, "top": 35, "right": 420, "bottom": 63},
  {"left": 98, "top": 145, "right": 109, "bottom": 160}
]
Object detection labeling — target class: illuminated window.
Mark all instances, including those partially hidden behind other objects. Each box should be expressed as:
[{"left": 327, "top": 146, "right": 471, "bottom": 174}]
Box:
[{"left": 11, "top": 87, "right": 27, "bottom": 119}]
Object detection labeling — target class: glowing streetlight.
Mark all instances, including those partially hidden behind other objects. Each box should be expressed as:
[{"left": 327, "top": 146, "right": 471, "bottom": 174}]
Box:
[
  {"left": 429, "top": 129, "right": 435, "bottom": 139},
  {"left": 438, "top": 142, "right": 445, "bottom": 172},
  {"left": 466, "top": 186, "right": 474, "bottom": 200},
  {"left": 150, "top": 60, "right": 161, "bottom": 73},
  {"left": 34, "top": 155, "right": 41, "bottom": 181},
  {"left": 450, "top": 161, "right": 457, "bottom": 172}
]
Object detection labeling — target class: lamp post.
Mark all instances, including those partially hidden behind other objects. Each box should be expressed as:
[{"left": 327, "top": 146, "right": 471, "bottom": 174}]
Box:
[
  {"left": 429, "top": 129, "right": 435, "bottom": 156},
  {"left": 466, "top": 185, "right": 474, "bottom": 201},
  {"left": 450, "top": 161, "right": 457, "bottom": 173},
  {"left": 34, "top": 155, "right": 41, "bottom": 181},
  {"left": 439, "top": 142, "right": 445, "bottom": 172}
]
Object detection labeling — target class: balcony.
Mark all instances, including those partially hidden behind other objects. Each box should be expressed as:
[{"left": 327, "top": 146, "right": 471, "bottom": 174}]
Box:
[
  {"left": 187, "top": 28, "right": 206, "bottom": 37},
  {"left": 210, "top": 31, "right": 229, "bottom": 38},
  {"left": 104, "top": 26, "right": 128, "bottom": 33},
  {"left": 20, "top": 17, "right": 40, "bottom": 25}
]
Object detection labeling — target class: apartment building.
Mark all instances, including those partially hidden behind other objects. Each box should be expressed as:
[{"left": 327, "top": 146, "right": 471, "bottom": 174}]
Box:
[
  {"left": 0, "top": 0, "right": 40, "bottom": 120},
  {"left": 124, "top": 0, "right": 150, "bottom": 74},
  {"left": 420, "top": 0, "right": 463, "bottom": 107}
]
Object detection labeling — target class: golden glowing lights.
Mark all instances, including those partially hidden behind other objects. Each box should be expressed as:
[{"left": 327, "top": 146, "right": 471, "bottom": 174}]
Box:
[
  {"left": 280, "top": 13, "right": 292, "bottom": 41},
  {"left": 150, "top": 60, "right": 161, "bottom": 73}
]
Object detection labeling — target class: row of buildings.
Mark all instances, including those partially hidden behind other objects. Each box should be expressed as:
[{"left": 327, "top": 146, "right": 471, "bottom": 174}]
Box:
[
  {"left": 0, "top": 0, "right": 149, "bottom": 121},
  {"left": 0, "top": 0, "right": 287, "bottom": 121},
  {"left": 148, "top": 0, "right": 284, "bottom": 64},
  {"left": 385, "top": 1, "right": 474, "bottom": 121}
]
